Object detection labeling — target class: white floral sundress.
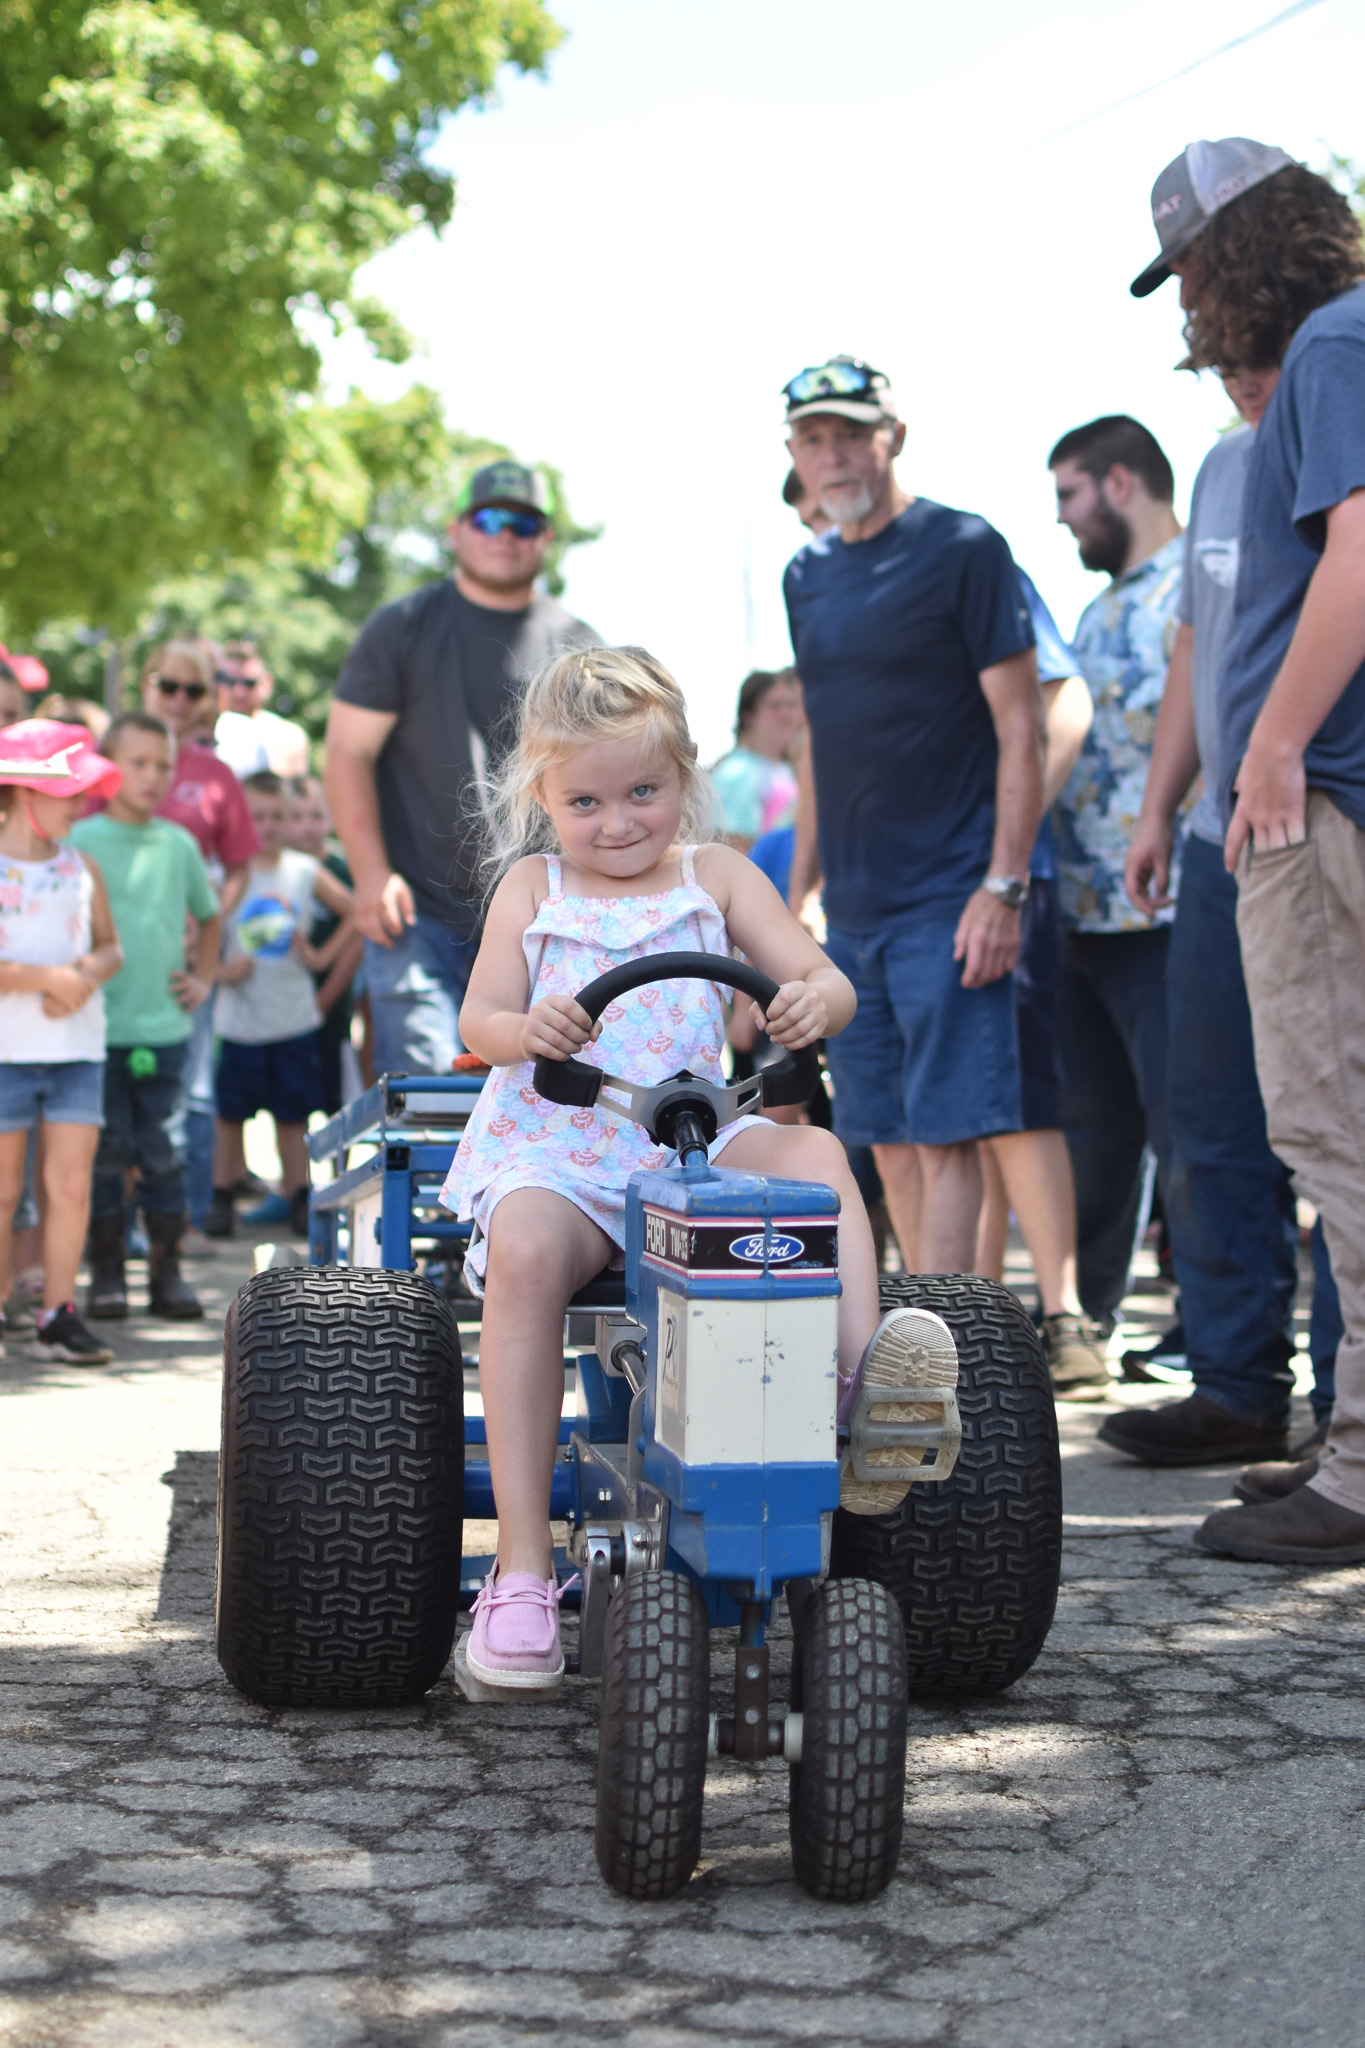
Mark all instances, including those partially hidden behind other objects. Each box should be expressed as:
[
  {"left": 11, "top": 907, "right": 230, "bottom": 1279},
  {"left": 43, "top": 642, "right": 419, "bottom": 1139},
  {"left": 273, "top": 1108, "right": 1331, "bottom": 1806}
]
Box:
[{"left": 440, "top": 848, "right": 766, "bottom": 1291}]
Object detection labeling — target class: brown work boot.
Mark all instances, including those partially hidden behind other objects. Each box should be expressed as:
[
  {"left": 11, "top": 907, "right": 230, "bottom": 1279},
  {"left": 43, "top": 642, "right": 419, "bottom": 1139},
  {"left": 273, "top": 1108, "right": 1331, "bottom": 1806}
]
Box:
[
  {"left": 1097, "top": 1391, "right": 1287, "bottom": 1468},
  {"left": 1040, "top": 1312, "right": 1111, "bottom": 1401},
  {"left": 1234, "top": 1454, "right": 1320, "bottom": 1505},
  {"left": 1195, "top": 1484, "right": 1365, "bottom": 1565}
]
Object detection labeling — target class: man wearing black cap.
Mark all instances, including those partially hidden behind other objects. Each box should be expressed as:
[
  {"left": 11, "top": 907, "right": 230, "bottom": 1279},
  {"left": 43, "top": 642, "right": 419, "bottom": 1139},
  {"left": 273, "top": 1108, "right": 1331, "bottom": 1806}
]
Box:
[
  {"left": 1123, "top": 137, "right": 1365, "bottom": 1566},
  {"left": 782, "top": 358, "right": 1043, "bottom": 1274},
  {"left": 326, "top": 461, "right": 599, "bottom": 1076}
]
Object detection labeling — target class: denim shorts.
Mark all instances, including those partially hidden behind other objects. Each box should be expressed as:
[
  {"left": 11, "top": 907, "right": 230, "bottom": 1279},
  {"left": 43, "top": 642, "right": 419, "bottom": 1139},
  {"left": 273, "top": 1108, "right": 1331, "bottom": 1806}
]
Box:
[
  {"left": 823, "top": 914, "right": 1022, "bottom": 1146},
  {"left": 217, "top": 1032, "right": 324, "bottom": 1126},
  {"left": 0, "top": 1059, "right": 105, "bottom": 1132},
  {"left": 1015, "top": 878, "right": 1062, "bottom": 1131}
]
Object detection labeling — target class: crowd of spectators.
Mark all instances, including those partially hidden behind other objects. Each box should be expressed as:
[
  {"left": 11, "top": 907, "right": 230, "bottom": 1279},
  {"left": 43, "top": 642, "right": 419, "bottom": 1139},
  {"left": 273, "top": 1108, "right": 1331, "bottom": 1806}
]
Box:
[{"left": 1, "top": 135, "right": 1364, "bottom": 1568}]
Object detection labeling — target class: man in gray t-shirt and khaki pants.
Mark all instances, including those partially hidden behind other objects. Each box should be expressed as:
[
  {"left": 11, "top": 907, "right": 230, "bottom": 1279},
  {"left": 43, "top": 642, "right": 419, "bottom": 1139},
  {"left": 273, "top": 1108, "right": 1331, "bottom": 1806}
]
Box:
[
  {"left": 1126, "top": 135, "right": 1365, "bottom": 1565},
  {"left": 325, "top": 462, "right": 598, "bottom": 1077}
]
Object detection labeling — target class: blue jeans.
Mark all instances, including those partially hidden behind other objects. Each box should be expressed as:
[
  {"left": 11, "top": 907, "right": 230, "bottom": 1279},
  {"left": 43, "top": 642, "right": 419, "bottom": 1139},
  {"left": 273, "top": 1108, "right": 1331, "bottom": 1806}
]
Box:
[
  {"left": 91, "top": 1042, "right": 191, "bottom": 1220},
  {"left": 183, "top": 994, "right": 216, "bottom": 1229},
  {"left": 364, "top": 915, "right": 479, "bottom": 1079},
  {"left": 1310, "top": 1215, "right": 1343, "bottom": 1426},
  {"left": 1164, "top": 835, "right": 1297, "bottom": 1425},
  {"left": 1058, "top": 925, "right": 1172, "bottom": 1319}
]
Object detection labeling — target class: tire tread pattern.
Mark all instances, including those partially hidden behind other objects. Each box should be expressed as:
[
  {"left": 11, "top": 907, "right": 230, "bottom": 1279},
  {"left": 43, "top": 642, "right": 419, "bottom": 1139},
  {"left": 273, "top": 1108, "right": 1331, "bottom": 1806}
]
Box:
[
  {"left": 215, "top": 1267, "right": 463, "bottom": 1708},
  {"left": 831, "top": 1273, "right": 1062, "bottom": 1697},
  {"left": 595, "top": 1572, "right": 709, "bottom": 1899},
  {"left": 789, "top": 1577, "right": 907, "bottom": 1902}
]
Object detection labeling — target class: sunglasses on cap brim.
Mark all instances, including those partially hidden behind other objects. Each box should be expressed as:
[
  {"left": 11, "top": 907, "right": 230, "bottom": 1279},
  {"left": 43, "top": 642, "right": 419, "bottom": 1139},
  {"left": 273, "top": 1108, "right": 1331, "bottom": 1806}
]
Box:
[
  {"left": 783, "top": 360, "right": 886, "bottom": 408},
  {"left": 466, "top": 505, "right": 546, "bottom": 538}
]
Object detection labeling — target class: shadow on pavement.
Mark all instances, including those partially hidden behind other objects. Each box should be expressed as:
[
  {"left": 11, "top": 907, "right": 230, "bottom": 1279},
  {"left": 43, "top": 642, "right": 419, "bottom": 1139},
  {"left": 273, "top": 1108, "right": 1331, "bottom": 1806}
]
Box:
[{"left": 155, "top": 1449, "right": 220, "bottom": 1632}]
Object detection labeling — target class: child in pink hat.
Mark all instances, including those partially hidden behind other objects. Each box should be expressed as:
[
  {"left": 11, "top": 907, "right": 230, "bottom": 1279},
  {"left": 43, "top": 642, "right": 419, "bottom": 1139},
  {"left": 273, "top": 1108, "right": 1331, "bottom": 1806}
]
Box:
[{"left": 0, "top": 722, "right": 124, "bottom": 1364}]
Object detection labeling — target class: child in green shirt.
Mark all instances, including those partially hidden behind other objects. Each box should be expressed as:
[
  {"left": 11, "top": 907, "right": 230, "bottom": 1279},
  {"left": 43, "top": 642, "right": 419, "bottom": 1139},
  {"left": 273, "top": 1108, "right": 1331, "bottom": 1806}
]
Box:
[{"left": 71, "top": 712, "right": 220, "bottom": 1321}]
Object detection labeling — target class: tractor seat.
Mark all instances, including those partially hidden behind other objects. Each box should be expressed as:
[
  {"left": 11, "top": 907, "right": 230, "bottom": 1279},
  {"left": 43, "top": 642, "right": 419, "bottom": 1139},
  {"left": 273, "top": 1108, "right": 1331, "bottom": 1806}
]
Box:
[{"left": 567, "top": 1267, "right": 628, "bottom": 1311}]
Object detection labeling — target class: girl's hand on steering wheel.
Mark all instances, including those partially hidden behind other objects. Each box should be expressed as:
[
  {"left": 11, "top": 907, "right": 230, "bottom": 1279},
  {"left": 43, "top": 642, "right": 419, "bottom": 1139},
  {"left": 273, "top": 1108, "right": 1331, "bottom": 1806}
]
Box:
[
  {"left": 756, "top": 979, "right": 827, "bottom": 1051},
  {"left": 521, "top": 993, "right": 602, "bottom": 1062}
]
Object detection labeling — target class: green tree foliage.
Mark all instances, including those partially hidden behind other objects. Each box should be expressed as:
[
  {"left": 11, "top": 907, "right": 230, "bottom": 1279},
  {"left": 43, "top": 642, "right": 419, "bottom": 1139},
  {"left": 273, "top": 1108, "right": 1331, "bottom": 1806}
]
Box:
[
  {"left": 31, "top": 382, "right": 601, "bottom": 755},
  {"left": 0, "top": 0, "right": 563, "bottom": 630}
]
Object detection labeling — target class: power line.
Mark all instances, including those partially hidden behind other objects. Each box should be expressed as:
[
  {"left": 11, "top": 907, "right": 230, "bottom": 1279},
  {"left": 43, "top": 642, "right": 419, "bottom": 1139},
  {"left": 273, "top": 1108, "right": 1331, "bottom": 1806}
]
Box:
[{"left": 1031, "top": 0, "right": 1330, "bottom": 146}]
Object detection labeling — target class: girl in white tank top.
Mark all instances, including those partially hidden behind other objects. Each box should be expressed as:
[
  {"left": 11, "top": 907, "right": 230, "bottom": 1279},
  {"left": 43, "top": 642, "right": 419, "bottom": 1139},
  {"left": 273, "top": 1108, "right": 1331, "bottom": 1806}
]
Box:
[
  {"left": 0, "top": 720, "right": 123, "bottom": 1362},
  {"left": 440, "top": 650, "right": 959, "bottom": 1703}
]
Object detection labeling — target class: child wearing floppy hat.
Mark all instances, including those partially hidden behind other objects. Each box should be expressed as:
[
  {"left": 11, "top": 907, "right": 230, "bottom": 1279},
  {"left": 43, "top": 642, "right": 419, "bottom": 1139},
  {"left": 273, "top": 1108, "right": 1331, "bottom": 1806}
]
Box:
[{"left": 0, "top": 721, "right": 124, "bottom": 1364}]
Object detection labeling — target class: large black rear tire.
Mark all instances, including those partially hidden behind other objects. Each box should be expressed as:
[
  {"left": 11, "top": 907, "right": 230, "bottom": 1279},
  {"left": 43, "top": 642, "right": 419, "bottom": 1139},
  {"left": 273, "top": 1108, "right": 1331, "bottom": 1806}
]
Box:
[
  {"left": 830, "top": 1273, "right": 1062, "bottom": 1697},
  {"left": 595, "top": 1572, "right": 709, "bottom": 1900},
  {"left": 789, "top": 1577, "right": 906, "bottom": 1902},
  {"left": 216, "top": 1266, "right": 463, "bottom": 1708}
]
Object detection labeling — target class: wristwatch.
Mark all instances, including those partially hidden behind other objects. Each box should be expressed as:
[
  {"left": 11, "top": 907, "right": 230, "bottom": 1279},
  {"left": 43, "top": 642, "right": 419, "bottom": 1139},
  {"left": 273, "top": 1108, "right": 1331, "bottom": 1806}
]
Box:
[{"left": 982, "top": 874, "right": 1030, "bottom": 909}]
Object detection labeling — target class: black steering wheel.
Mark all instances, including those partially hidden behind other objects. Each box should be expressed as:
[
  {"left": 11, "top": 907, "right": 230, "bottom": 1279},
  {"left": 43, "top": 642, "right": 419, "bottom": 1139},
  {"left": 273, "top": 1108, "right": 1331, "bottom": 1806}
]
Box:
[{"left": 532, "top": 951, "right": 822, "bottom": 1151}]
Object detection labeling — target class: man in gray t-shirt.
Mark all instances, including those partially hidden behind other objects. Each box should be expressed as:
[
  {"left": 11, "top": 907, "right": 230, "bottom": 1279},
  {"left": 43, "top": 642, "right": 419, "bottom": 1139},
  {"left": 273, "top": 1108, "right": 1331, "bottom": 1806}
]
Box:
[
  {"left": 325, "top": 461, "right": 599, "bottom": 1077},
  {"left": 1108, "top": 374, "right": 1306, "bottom": 1466}
]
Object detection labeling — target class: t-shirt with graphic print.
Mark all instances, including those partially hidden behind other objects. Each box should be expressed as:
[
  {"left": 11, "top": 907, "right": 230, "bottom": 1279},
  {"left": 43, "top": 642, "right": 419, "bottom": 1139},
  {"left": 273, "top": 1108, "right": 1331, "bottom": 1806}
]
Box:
[
  {"left": 1054, "top": 535, "right": 1184, "bottom": 932},
  {"left": 1180, "top": 425, "right": 1254, "bottom": 846},
  {"left": 216, "top": 848, "right": 321, "bottom": 1046}
]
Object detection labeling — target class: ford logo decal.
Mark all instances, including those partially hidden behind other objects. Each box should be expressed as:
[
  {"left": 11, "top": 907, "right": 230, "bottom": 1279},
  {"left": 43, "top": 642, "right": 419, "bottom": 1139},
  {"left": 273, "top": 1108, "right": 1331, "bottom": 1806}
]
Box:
[{"left": 729, "top": 1232, "right": 804, "bottom": 1264}]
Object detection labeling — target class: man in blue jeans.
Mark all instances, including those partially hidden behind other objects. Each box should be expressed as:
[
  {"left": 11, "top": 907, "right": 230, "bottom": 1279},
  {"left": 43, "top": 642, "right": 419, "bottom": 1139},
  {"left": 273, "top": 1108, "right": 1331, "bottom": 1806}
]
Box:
[
  {"left": 1119, "top": 362, "right": 1300, "bottom": 1465},
  {"left": 326, "top": 462, "right": 598, "bottom": 1076},
  {"left": 1049, "top": 416, "right": 1185, "bottom": 1321},
  {"left": 782, "top": 356, "right": 1043, "bottom": 1272}
]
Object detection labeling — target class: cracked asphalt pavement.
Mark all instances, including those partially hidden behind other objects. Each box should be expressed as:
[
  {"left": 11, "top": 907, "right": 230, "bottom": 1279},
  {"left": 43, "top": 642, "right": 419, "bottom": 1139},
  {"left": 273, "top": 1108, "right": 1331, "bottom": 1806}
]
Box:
[{"left": 0, "top": 1241, "right": 1360, "bottom": 2047}]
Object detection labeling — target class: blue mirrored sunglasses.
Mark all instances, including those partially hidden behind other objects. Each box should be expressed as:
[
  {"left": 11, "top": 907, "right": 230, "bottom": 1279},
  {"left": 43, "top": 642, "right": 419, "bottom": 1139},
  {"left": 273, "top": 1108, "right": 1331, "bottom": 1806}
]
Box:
[
  {"left": 783, "top": 358, "right": 883, "bottom": 407},
  {"left": 468, "top": 505, "right": 546, "bottom": 539}
]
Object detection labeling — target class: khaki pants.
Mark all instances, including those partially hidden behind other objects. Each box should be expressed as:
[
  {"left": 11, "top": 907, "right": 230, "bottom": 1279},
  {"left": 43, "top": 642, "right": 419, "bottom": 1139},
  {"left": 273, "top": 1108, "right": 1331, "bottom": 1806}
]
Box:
[{"left": 1237, "top": 791, "right": 1365, "bottom": 1515}]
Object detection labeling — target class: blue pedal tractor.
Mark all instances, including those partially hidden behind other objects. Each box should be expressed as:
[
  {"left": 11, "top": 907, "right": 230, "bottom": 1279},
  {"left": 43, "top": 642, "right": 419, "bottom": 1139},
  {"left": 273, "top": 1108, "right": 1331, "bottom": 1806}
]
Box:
[{"left": 215, "top": 954, "right": 1062, "bottom": 1901}]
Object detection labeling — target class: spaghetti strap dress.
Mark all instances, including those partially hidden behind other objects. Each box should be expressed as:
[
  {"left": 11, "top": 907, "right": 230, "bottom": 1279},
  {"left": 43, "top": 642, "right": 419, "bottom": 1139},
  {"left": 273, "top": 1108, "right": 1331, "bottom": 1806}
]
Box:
[{"left": 440, "top": 847, "right": 768, "bottom": 1292}]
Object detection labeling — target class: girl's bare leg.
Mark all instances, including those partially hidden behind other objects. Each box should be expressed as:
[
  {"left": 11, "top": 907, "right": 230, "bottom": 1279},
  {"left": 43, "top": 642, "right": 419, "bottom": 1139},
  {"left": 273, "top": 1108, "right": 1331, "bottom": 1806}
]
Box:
[
  {"left": 38, "top": 1123, "right": 101, "bottom": 1310},
  {"left": 480, "top": 1190, "right": 614, "bottom": 1579},
  {"left": 0, "top": 1131, "right": 31, "bottom": 1306},
  {"left": 717, "top": 1124, "right": 880, "bottom": 1374}
]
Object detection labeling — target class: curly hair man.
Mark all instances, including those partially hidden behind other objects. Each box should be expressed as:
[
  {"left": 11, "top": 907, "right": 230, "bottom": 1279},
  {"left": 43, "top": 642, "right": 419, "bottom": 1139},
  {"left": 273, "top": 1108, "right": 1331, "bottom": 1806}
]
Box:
[{"left": 1130, "top": 137, "right": 1365, "bottom": 1565}]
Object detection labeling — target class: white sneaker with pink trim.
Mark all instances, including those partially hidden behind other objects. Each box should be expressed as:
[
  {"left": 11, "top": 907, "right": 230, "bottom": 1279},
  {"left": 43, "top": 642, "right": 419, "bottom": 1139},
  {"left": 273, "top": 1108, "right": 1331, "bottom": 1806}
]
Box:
[{"left": 452, "top": 1568, "right": 569, "bottom": 1702}]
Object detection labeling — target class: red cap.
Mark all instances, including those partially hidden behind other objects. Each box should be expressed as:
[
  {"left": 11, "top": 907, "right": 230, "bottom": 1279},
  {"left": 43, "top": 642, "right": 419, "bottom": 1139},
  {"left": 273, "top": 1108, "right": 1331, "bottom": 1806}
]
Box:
[
  {"left": 0, "top": 644, "right": 50, "bottom": 693},
  {"left": 0, "top": 720, "right": 122, "bottom": 799}
]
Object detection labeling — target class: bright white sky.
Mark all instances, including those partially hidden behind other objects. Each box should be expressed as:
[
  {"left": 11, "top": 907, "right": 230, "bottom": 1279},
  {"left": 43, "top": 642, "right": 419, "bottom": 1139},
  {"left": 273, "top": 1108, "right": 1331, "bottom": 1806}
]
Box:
[{"left": 321, "top": 0, "right": 1365, "bottom": 759}]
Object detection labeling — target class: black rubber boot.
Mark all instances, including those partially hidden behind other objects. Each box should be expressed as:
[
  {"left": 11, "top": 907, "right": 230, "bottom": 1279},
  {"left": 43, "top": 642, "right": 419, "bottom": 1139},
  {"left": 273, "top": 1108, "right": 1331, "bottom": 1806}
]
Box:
[
  {"left": 146, "top": 1211, "right": 204, "bottom": 1320},
  {"left": 86, "top": 1211, "right": 129, "bottom": 1320}
]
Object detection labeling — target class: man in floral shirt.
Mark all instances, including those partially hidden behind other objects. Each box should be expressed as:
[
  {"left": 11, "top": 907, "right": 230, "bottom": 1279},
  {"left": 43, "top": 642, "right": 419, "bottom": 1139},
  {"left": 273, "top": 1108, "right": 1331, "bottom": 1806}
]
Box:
[{"left": 1049, "top": 415, "right": 1184, "bottom": 1320}]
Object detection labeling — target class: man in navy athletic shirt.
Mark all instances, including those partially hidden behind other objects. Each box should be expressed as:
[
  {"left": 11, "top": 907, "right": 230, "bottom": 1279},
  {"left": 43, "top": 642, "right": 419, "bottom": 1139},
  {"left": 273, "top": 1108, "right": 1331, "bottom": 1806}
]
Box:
[{"left": 782, "top": 357, "right": 1043, "bottom": 1274}]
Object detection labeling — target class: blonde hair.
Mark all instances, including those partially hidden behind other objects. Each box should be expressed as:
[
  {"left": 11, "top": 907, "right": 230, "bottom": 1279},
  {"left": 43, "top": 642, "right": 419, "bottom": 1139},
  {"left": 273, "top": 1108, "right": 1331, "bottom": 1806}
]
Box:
[
  {"left": 487, "top": 645, "right": 712, "bottom": 876},
  {"left": 139, "top": 637, "right": 218, "bottom": 691}
]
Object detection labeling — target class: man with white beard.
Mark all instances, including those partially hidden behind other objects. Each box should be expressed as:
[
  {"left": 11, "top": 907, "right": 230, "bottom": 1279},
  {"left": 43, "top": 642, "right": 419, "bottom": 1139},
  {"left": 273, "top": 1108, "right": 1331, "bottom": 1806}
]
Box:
[{"left": 782, "top": 357, "right": 1043, "bottom": 1274}]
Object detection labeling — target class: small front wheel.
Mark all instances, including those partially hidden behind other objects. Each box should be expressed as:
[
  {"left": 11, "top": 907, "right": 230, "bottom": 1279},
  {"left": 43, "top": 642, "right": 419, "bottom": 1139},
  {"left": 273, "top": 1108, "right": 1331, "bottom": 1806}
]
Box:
[
  {"left": 595, "top": 1571, "right": 710, "bottom": 1900},
  {"left": 789, "top": 1578, "right": 907, "bottom": 1902}
]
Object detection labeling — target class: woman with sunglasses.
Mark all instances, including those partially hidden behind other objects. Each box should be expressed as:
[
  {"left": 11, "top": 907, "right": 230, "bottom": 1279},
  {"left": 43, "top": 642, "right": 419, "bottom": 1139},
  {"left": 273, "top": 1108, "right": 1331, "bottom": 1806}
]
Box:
[{"left": 138, "top": 641, "right": 261, "bottom": 1249}]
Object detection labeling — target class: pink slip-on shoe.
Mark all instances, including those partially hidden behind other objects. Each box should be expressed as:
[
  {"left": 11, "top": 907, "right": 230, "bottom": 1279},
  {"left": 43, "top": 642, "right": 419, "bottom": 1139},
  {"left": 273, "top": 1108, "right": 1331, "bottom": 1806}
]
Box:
[{"left": 452, "top": 1567, "right": 573, "bottom": 1702}]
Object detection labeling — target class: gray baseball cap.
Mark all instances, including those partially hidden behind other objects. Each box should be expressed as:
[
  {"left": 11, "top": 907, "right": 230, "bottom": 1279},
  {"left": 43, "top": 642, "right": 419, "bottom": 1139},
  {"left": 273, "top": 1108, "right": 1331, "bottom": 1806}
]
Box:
[
  {"left": 458, "top": 461, "right": 551, "bottom": 517},
  {"left": 1130, "top": 137, "right": 1295, "bottom": 298}
]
